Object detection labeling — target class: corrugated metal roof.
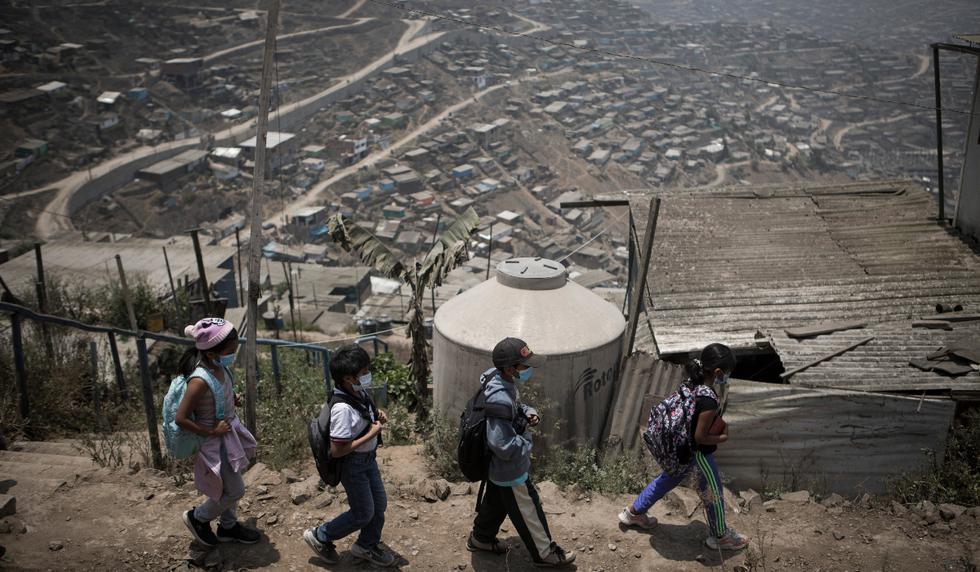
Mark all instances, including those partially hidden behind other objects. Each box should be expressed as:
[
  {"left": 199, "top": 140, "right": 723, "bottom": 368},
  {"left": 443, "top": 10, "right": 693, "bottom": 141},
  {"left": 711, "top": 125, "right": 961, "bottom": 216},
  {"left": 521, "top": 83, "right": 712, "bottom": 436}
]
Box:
[
  {"left": 765, "top": 320, "right": 980, "bottom": 392},
  {"left": 629, "top": 181, "right": 980, "bottom": 380}
]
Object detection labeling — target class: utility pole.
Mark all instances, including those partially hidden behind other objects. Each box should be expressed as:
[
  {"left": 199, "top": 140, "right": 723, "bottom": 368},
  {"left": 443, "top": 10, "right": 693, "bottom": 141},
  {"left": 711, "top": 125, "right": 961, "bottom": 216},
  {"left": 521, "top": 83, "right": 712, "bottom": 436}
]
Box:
[
  {"left": 235, "top": 226, "right": 245, "bottom": 305},
  {"left": 244, "top": 0, "right": 281, "bottom": 439}
]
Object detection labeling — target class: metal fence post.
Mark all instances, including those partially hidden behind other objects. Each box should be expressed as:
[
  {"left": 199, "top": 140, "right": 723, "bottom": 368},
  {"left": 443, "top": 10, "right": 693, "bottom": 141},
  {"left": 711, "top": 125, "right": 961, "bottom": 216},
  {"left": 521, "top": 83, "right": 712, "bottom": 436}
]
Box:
[
  {"left": 136, "top": 336, "right": 164, "bottom": 469},
  {"left": 270, "top": 345, "right": 282, "bottom": 397},
  {"left": 107, "top": 331, "right": 128, "bottom": 400},
  {"left": 10, "top": 313, "right": 29, "bottom": 421}
]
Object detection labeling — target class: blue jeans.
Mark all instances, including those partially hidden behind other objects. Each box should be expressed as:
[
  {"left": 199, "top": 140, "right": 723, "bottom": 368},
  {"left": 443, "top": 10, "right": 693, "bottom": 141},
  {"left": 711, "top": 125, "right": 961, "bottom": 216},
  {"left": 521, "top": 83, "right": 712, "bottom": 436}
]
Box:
[
  {"left": 631, "top": 451, "right": 728, "bottom": 538},
  {"left": 315, "top": 451, "right": 387, "bottom": 549}
]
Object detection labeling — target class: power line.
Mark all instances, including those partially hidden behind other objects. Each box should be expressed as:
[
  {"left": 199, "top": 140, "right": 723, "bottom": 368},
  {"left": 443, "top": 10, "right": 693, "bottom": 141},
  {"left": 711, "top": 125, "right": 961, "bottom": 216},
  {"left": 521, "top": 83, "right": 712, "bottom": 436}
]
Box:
[
  {"left": 556, "top": 208, "right": 630, "bottom": 263},
  {"left": 364, "top": 0, "right": 976, "bottom": 117}
]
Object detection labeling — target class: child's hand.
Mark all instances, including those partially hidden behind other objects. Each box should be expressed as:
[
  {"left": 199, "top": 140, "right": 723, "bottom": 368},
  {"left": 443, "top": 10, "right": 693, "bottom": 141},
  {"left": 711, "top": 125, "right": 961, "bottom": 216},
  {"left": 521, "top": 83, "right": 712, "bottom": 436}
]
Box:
[
  {"left": 377, "top": 409, "right": 388, "bottom": 424},
  {"left": 367, "top": 421, "right": 383, "bottom": 437},
  {"left": 527, "top": 414, "right": 540, "bottom": 427},
  {"left": 211, "top": 420, "right": 231, "bottom": 437}
]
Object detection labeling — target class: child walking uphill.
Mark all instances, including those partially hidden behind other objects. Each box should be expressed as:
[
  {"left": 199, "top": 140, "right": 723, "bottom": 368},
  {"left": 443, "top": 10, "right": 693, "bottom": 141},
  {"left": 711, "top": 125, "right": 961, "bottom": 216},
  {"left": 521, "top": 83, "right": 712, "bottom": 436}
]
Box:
[
  {"left": 619, "top": 343, "right": 749, "bottom": 551},
  {"left": 304, "top": 344, "right": 395, "bottom": 567},
  {"left": 176, "top": 318, "right": 260, "bottom": 546},
  {"left": 467, "top": 337, "right": 576, "bottom": 568}
]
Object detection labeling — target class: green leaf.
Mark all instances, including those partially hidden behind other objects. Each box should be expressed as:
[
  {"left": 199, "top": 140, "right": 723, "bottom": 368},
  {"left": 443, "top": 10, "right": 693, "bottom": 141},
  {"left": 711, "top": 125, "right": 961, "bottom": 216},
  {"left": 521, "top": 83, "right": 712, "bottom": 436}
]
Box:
[{"left": 328, "top": 214, "right": 407, "bottom": 280}]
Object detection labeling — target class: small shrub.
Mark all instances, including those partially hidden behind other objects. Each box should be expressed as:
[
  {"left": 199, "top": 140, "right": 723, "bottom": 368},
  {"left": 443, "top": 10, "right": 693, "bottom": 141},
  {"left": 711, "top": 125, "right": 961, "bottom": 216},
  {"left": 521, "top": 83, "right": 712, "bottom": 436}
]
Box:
[
  {"left": 889, "top": 409, "right": 980, "bottom": 506},
  {"left": 536, "top": 445, "right": 653, "bottom": 495},
  {"left": 384, "top": 402, "right": 415, "bottom": 445},
  {"left": 371, "top": 352, "right": 415, "bottom": 410},
  {"left": 421, "top": 410, "right": 463, "bottom": 482}
]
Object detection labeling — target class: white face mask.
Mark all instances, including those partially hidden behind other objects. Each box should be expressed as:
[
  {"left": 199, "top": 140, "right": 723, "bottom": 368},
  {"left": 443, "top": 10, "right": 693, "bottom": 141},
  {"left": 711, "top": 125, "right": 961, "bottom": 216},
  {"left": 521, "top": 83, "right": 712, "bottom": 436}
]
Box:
[{"left": 353, "top": 372, "right": 372, "bottom": 391}]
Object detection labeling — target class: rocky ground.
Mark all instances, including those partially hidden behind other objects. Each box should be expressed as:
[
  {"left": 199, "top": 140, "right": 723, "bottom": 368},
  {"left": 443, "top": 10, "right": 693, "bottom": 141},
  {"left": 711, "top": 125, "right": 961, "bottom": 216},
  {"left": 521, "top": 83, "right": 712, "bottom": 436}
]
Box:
[{"left": 2, "top": 442, "right": 979, "bottom": 571}]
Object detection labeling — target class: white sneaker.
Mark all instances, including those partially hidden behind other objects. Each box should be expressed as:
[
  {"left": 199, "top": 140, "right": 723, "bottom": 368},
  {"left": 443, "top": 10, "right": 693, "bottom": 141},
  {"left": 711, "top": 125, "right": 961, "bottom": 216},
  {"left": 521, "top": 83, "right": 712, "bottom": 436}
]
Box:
[
  {"left": 618, "top": 507, "right": 658, "bottom": 529},
  {"left": 705, "top": 529, "right": 749, "bottom": 551}
]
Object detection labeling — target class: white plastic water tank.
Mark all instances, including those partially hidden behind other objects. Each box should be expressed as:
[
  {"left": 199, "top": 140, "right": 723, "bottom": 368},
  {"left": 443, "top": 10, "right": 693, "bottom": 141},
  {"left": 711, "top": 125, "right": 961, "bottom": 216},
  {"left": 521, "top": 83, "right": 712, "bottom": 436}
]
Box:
[{"left": 433, "top": 257, "right": 626, "bottom": 446}]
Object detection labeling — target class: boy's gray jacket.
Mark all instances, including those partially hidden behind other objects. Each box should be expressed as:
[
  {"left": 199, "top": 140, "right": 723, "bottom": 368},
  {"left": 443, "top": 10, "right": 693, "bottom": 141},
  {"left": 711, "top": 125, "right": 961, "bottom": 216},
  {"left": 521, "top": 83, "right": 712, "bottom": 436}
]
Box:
[{"left": 480, "top": 368, "right": 538, "bottom": 483}]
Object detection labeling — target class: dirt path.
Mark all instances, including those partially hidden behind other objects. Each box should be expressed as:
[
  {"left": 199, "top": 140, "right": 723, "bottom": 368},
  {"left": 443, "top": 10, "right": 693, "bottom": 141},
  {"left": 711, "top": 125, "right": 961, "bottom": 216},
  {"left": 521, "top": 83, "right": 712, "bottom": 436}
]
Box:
[
  {"left": 3, "top": 442, "right": 978, "bottom": 571},
  {"left": 203, "top": 19, "right": 373, "bottom": 64},
  {"left": 833, "top": 113, "right": 912, "bottom": 150}
]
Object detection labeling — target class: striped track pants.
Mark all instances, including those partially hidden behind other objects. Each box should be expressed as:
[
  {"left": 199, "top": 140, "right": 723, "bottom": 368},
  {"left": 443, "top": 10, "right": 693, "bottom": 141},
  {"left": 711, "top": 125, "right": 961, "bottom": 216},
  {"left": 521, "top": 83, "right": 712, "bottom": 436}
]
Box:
[
  {"left": 631, "top": 451, "right": 728, "bottom": 538},
  {"left": 472, "top": 479, "right": 554, "bottom": 561}
]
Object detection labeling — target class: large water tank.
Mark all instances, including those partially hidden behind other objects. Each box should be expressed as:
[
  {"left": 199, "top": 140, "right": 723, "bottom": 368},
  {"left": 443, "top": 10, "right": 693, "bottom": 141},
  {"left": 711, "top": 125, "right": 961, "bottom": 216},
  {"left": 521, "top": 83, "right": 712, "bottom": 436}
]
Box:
[{"left": 433, "top": 257, "right": 626, "bottom": 446}]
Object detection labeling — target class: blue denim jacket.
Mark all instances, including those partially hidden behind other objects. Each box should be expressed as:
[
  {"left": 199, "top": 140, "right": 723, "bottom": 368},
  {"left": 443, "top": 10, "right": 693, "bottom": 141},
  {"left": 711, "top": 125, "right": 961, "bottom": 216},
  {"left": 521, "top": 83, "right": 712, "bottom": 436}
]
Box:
[{"left": 480, "top": 368, "right": 537, "bottom": 484}]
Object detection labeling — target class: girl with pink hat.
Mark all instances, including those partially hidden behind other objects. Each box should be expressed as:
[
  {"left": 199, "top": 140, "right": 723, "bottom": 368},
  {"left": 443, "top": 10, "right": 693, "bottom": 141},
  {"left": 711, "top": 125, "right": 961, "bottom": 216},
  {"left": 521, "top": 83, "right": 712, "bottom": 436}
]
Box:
[{"left": 174, "top": 317, "right": 260, "bottom": 546}]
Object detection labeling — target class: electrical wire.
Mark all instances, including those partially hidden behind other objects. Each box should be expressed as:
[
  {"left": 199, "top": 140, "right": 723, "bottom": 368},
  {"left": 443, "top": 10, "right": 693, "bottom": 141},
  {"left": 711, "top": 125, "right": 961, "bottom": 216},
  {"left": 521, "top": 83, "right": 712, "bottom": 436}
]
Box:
[
  {"left": 556, "top": 208, "right": 631, "bottom": 263},
  {"left": 363, "top": 0, "right": 976, "bottom": 117}
]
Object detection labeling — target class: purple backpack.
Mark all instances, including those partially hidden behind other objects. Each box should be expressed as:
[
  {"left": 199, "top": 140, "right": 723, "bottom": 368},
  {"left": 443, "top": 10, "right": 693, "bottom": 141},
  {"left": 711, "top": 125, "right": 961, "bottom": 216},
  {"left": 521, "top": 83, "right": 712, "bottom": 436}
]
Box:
[{"left": 642, "top": 382, "right": 718, "bottom": 475}]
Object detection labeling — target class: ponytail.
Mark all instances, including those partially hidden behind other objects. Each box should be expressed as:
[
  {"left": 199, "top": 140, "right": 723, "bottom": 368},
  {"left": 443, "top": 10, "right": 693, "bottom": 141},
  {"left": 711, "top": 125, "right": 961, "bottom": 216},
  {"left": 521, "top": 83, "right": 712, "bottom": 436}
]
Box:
[{"left": 178, "top": 346, "right": 202, "bottom": 378}]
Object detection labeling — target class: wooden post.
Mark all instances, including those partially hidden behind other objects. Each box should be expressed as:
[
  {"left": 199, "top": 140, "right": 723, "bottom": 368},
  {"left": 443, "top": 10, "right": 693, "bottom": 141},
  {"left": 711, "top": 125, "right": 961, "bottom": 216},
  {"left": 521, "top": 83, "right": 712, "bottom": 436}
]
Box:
[
  {"left": 321, "top": 349, "right": 331, "bottom": 393},
  {"left": 115, "top": 255, "right": 140, "bottom": 331},
  {"left": 162, "top": 247, "right": 183, "bottom": 324},
  {"left": 281, "top": 261, "right": 299, "bottom": 342},
  {"left": 33, "top": 243, "right": 54, "bottom": 358},
  {"left": 430, "top": 214, "right": 441, "bottom": 313},
  {"left": 244, "top": 0, "right": 281, "bottom": 439},
  {"left": 622, "top": 198, "right": 661, "bottom": 365},
  {"left": 107, "top": 331, "right": 128, "bottom": 400},
  {"left": 270, "top": 344, "right": 282, "bottom": 397},
  {"left": 486, "top": 221, "right": 493, "bottom": 280},
  {"left": 235, "top": 227, "right": 245, "bottom": 305},
  {"left": 88, "top": 341, "right": 103, "bottom": 425},
  {"left": 187, "top": 229, "right": 212, "bottom": 315},
  {"left": 136, "top": 337, "right": 164, "bottom": 469},
  {"left": 10, "top": 313, "right": 29, "bottom": 421}
]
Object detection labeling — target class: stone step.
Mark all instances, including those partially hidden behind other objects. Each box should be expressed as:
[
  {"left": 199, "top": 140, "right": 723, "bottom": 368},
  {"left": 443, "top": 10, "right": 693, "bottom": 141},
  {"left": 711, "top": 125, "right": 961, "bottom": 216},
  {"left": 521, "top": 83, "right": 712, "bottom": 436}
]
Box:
[
  {"left": 0, "top": 473, "right": 68, "bottom": 495},
  {"left": 11, "top": 441, "right": 86, "bottom": 458},
  {"left": 0, "top": 450, "right": 98, "bottom": 469},
  {"left": 0, "top": 460, "right": 93, "bottom": 481}
]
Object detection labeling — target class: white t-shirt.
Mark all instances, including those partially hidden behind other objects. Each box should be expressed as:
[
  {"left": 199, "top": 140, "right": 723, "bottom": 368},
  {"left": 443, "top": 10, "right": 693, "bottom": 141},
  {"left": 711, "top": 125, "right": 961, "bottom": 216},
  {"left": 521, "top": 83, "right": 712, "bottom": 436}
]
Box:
[{"left": 329, "top": 390, "right": 377, "bottom": 453}]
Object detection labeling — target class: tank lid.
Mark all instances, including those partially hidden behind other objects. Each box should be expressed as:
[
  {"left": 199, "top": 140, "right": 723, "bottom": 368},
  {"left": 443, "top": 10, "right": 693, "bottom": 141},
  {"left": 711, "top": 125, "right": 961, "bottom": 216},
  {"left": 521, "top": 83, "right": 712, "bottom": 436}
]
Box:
[{"left": 496, "top": 257, "right": 567, "bottom": 290}]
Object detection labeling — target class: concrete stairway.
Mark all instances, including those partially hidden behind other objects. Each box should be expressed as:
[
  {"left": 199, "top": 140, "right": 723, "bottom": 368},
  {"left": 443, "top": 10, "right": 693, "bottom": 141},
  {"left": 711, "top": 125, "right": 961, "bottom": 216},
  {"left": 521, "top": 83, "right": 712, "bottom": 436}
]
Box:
[{"left": 0, "top": 439, "right": 102, "bottom": 497}]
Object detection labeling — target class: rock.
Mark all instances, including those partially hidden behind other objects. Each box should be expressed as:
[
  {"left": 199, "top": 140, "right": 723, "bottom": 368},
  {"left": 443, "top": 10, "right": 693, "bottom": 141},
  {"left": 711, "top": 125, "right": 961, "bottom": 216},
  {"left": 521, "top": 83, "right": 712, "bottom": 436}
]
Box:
[
  {"left": 763, "top": 500, "right": 778, "bottom": 513},
  {"left": 891, "top": 501, "right": 908, "bottom": 516},
  {"left": 536, "top": 481, "right": 561, "bottom": 502},
  {"left": 280, "top": 468, "right": 302, "bottom": 484},
  {"left": 608, "top": 543, "right": 617, "bottom": 552},
  {"left": 188, "top": 545, "right": 210, "bottom": 567},
  {"left": 266, "top": 515, "right": 278, "bottom": 525},
  {"left": 144, "top": 493, "right": 155, "bottom": 501},
  {"left": 859, "top": 493, "right": 872, "bottom": 508},
  {"left": 244, "top": 462, "right": 282, "bottom": 487},
  {"left": 408, "top": 510, "right": 419, "bottom": 520},
  {"left": 821, "top": 493, "right": 844, "bottom": 508},
  {"left": 413, "top": 478, "right": 451, "bottom": 502},
  {"left": 780, "top": 490, "right": 811, "bottom": 504},
  {"left": 739, "top": 489, "right": 762, "bottom": 512},
  {"left": 828, "top": 507, "right": 844, "bottom": 516},
  {"left": 914, "top": 500, "right": 937, "bottom": 518},
  {"left": 450, "top": 483, "right": 473, "bottom": 496},
  {"left": 666, "top": 487, "right": 701, "bottom": 518},
  {"left": 49, "top": 540, "right": 65, "bottom": 551},
  {"left": 290, "top": 475, "right": 322, "bottom": 505},
  {"left": 966, "top": 506, "right": 980, "bottom": 518},
  {"left": 930, "top": 523, "right": 952, "bottom": 534},
  {"left": 939, "top": 503, "right": 967, "bottom": 521},
  {"left": 832, "top": 531, "right": 845, "bottom": 541},
  {"left": 0, "top": 517, "right": 26, "bottom": 535},
  {"left": 923, "top": 511, "right": 940, "bottom": 526},
  {"left": 0, "top": 495, "right": 15, "bottom": 517},
  {"left": 314, "top": 492, "right": 336, "bottom": 509}
]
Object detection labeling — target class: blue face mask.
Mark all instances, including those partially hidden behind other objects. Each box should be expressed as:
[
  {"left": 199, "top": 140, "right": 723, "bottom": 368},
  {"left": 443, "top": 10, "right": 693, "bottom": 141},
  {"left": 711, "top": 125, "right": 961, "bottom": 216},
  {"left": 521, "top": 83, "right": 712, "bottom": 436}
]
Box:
[
  {"left": 716, "top": 372, "right": 730, "bottom": 386},
  {"left": 214, "top": 353, "right": 236, "bottom": 367},
  {"left": 517, "top": 367, "right": 534, "bottom": 383}
]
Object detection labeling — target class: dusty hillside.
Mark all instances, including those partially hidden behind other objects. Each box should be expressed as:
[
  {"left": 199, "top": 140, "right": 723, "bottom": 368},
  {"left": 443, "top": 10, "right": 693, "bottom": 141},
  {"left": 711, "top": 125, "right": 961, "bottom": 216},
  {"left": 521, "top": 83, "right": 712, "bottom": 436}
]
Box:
[{"left": 2, "top": 442, "right": 979, "bottom": 571}]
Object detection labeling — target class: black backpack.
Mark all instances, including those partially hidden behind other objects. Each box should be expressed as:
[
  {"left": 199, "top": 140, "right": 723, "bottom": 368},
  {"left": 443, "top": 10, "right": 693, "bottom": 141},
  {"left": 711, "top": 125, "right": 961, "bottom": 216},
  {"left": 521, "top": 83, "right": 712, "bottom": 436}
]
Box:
[
  {"left": 308, "top": 391, "right": 379, "bottom": 486},
  {"left": 457, "top": 378, "right": 513, "bottom": 483}
]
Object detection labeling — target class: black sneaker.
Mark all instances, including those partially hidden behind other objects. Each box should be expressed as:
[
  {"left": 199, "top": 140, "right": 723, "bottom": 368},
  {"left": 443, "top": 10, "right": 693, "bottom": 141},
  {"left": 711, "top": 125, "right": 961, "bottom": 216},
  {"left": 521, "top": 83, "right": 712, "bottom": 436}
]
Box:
[
  {"left": 303, "top": 529, "right": 340, "bottom": 564},
  {"left": 467, "top": 533, "right": 509, "bottom": 555},
  {"left": 351, "top": 543, "right": 396, "bottom": 567},
  {"left": 217, "top": 522, "right": 261, "bottom": 544},
  {"left": 535, "top": 544, "right": 577, "bottom": 568},
  {"left": 183, "top": 508, "right": 218, "bottom": 547}
]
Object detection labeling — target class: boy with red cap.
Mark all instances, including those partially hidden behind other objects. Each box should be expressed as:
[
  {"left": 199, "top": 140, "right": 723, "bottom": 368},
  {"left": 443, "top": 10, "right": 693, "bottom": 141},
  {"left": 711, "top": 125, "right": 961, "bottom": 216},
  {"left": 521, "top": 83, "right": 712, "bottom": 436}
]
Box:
[{"left": 467, "top": 337, "right": 575, "bottom": 568}]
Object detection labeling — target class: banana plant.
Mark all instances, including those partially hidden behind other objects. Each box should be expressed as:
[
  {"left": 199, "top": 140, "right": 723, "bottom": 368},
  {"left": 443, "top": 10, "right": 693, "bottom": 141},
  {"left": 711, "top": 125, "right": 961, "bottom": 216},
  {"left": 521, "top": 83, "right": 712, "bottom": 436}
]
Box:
[{"left": 329, "top": 207, "right": 479, "bottom": 420}]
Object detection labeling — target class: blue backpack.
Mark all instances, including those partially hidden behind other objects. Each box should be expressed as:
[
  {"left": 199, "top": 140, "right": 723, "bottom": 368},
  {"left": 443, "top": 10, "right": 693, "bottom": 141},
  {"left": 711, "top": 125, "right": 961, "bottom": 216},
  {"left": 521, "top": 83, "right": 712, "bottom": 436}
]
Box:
[{"left": 162, "top": 366, "right": 226, "bottom": 459}]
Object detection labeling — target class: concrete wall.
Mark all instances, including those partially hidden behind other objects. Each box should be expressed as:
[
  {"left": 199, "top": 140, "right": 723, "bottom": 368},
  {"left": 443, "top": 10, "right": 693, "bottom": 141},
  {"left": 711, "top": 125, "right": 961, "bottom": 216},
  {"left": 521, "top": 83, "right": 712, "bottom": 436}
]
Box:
[{"left": 954, "top": 59, "right": 980, "bottom": 242}]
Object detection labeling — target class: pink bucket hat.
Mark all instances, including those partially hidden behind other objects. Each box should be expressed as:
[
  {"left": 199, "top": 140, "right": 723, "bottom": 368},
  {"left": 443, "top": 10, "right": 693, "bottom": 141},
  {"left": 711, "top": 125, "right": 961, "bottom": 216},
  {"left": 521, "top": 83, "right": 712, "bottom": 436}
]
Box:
[{"left": 184, "top": 317, "right": 236, "bottom": 350}]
